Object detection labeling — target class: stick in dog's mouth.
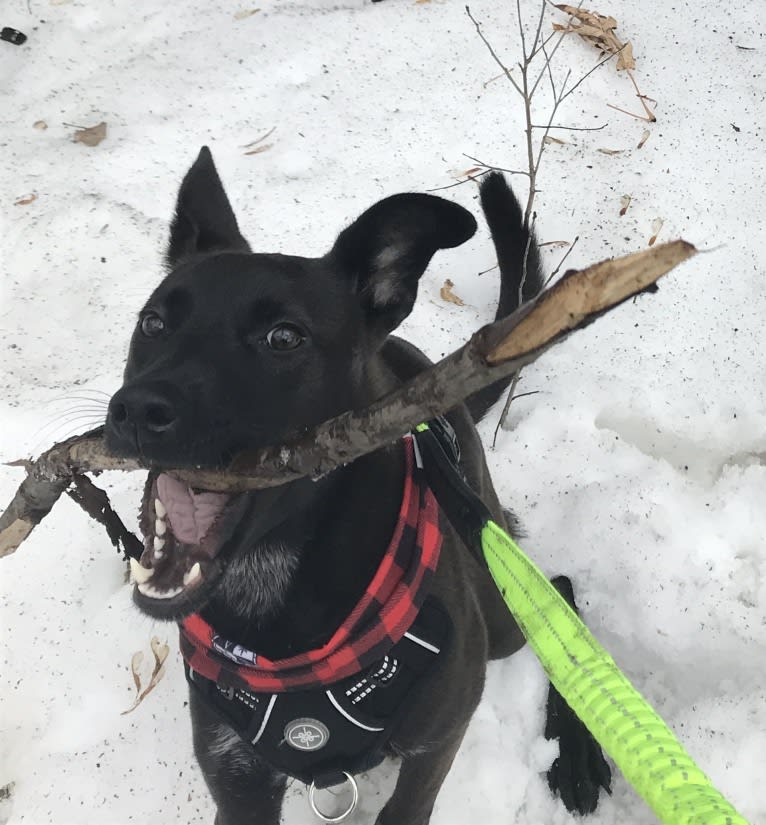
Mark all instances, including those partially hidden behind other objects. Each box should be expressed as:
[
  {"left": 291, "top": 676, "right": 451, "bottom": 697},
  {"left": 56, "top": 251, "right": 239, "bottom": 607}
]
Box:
[{"left": 130, "top": 472, "right": 245, "bottom": 615}]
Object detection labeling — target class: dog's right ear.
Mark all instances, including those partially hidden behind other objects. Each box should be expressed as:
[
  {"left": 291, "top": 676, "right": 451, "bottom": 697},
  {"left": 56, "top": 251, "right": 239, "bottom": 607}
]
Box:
[{"left": 166, "top": 147, "right": 250, "bottom": 268}]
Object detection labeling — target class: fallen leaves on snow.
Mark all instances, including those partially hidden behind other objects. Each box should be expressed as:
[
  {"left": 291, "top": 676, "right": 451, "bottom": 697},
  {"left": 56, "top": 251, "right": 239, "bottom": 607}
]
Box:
[
  {"left": 122, "top": 636, "right": 170, "bottom": 715},
  {"left": 440, "top": 279, "right": 466, "bottom": 306},
  {"left": 72, "top": 121, "right": 107, "bottom": 147},
  {"left": 243, "top": 126, "right": 275, "bottom": 155},
  {"left": 553, "top": 5, "right": 634, "bottom": 70},
  {"left": 553, "top": 5, "right": 656, "bottom": 122},
  {"left": 648, "top": 218, "right": 664, "bottom": 246}
]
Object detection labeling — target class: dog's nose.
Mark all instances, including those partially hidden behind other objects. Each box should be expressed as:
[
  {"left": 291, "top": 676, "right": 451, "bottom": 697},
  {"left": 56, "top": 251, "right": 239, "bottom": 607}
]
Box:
[{"left": 108, "top": 386, "right": 179, "bottom": 436}]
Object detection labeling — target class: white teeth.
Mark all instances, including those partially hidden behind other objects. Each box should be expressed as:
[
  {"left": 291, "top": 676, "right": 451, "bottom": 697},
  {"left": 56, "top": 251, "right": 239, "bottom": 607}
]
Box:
[
  {"left": 155, "top": 498, "right": 166, "bottom": 518},
  {"left": 183, "top": 562, "right": 202, "bottom": 587},
  {"left": 137, "top": 582, "right": 183, "bottom": 600},
  {"left": 155, "top": 518, "right": 166, "bottom": 536},
  {"left": 129, "top": 558, "right": 155, "bottom": 584},
  {"left": 153, "top": 536, "right": 165, "bottom": 552}
]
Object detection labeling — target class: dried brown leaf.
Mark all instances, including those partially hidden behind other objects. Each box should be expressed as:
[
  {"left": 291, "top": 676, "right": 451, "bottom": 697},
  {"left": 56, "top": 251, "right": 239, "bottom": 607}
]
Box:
[
  {"left": 33, "top": 120, "right": 48, "bottom": 130},
  {"left": 73, "top": 122, "right": 107, "bottom": 147},
  {"left": 137, "top": 664, "right": 167, "bottom": 703},
  {"left": 616, "top": 40, "right": 635, "bottom": 71},
  {"left": 543, "top": 135, "right": 567, "bottom": 145},
  {"left": 555, "top": 5, "right": 617, "bottom": 30},
  {"left": 439, "top": 279, "right": 466, "bottom": 307},
  {"left": 14, "top": 193, "right": 37, "bottom": 206},
  {"left": 637, "top": 129, "right": 651, "bottom": 149},
  {"left": 121, "top": 637, "right": 169, "bottom": 715},
  {"left": 648, "top": 218, "right": 664, "bottom": 246},
  {"left": 234, "top": 8, "right": 260, "bottom": 19},
  {"left": 555, "top": 4, "right": 655, "bottom": 122},
  {"left": 150, "top": 636, "right": 170, "bottom": 668},
  {"left": 553, "top": 6, "right": 630, "bottom": 66},
  {"left": 598, "top": 148, "right": 623, "bottom": 155},
  {"left": 619, "top": 194, "right": 632, "bottom": 217},
  {"left": 121, "top": 650, "right": 145, "bottom": 715},
  {"left": 129, "top": 651, "right": 144, "bottom": 693}
]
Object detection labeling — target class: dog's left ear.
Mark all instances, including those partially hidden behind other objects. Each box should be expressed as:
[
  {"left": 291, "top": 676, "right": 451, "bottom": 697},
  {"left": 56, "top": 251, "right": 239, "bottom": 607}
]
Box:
[
  {"left": 328, "top": 193, "right": 477, "bottom": 333},
  {"left": 166, "top": 146, "right": 250, "bottom": 268}
]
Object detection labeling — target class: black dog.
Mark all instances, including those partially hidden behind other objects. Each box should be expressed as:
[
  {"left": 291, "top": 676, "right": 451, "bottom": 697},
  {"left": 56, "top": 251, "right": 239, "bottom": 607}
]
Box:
[{"left": 105, "top": 148, "right": 610, "bottom": 824}]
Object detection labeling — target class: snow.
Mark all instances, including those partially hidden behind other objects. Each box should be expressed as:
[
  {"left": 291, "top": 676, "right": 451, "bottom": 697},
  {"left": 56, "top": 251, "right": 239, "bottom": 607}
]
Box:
[{"left": 1, "top": 0, "right": 764, "bottom": 823}]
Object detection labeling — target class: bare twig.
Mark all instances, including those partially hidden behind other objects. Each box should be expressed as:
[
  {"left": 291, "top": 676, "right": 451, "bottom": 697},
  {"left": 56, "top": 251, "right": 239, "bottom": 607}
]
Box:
[
  {"left": 467, "top": 1, "right": 626, "bottom": 436},
  {"left": 493, "top": 370, "right": 522, "bottom": 448},
  {"left": 520, "top": 212, "right": 537, "bottom": 305},
  {"left": 462, "top": 154, "right": 529, "bottom": 176},
  {"left": 531, "top": 122, "right": 608, "bottom": 131},
  {"left": 426, "top": 171, "right": 489, "bottom": 193},
  {"left": 558, "top": 48, "right": 620, "bottom": 105},
  {"left": 466, "top": 6, "right": 524, "bottom": 97},
  {"left": 0, "top": 242, "right": 697, "bottom": 558},
  {"left": 544, "top": 234, "right": 579, "bottom": 287}
]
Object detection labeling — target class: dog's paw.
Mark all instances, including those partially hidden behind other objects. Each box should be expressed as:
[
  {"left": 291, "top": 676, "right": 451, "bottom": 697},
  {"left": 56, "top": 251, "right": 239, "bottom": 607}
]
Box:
[{"left": 545, "top": 683, "right": 612, "bottom": 815}]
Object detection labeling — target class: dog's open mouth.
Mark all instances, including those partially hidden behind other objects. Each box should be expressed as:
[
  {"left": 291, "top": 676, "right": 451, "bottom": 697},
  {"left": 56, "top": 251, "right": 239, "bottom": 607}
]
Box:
[{"left": 130, "top": 473, "right": 245, "bottom": 617}]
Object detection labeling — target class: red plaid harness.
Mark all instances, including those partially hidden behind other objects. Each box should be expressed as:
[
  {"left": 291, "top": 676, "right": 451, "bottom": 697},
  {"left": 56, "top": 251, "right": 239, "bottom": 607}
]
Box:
[
  {"left": 180, "top": 434, "right": 451, "bottom": 789},
  {"left": 180, "top": 435, "right": 442, "bottom": 692}
]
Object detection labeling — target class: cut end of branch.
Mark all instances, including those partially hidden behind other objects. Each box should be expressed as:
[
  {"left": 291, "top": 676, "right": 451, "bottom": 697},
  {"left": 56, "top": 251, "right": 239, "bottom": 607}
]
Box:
[
  {"left": 485, "top": 240, "right": 697, "bottom": 365},
  {"left": 0, "top": 519, "right": 34, "bottom": 558}
]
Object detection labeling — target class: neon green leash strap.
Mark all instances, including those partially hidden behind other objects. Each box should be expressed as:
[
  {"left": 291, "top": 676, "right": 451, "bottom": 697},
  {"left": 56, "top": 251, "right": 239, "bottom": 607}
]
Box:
[
  {"left": 482, "top": 520, "right": 748, "bottom": 825},
  {"left": 413, "top": 421, "right": 747, "bottom": 824}
]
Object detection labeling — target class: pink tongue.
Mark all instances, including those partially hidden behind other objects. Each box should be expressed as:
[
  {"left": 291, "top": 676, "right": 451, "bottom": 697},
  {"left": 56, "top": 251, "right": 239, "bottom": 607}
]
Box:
[{"left": 156, "top": 474, "right": 230, "bottom": 545}]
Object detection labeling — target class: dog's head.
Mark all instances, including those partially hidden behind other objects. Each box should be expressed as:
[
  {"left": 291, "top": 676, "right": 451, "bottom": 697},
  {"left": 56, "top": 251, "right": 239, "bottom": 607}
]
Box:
[{"left": 105, "top": 147, "right": 476, "bottom": 618}]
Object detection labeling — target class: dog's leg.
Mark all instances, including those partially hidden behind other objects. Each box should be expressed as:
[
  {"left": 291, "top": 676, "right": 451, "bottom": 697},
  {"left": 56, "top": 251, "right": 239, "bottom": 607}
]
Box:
[
  {"left": 544, "top": 575, "right": 612, "bottom": 814},
  {"left": 189, "top": 691, "right": 286, "bottom": 825},
  {"left": 375, "top": 731, "right": 467, "bottom": 825}
]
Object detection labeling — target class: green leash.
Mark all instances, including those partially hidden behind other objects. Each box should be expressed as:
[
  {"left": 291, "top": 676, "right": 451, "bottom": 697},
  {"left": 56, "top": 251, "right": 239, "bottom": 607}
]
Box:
[{"left": 414, "top": 422, "right": 748, "bottom": 825}]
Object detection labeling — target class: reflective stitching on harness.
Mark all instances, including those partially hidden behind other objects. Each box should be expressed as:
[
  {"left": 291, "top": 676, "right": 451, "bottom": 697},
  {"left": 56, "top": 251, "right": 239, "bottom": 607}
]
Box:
[
  {"left": 344, "top": 656, "right": 401, "bottom": 705},
  {"left": 325, "top": 691, "right": 385, "bottom": 732},
  {"left": 403, "top": 631, "right": 441, "bottom": 654},
  {"left": 252, "top": 694, "right": 278, "bottom": 744}
]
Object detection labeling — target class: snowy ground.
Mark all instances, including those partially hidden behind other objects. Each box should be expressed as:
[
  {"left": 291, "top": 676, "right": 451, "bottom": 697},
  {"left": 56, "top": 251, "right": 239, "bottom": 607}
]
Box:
[{"left": 1, "top": 0, "right": 764, "bottom": 823}]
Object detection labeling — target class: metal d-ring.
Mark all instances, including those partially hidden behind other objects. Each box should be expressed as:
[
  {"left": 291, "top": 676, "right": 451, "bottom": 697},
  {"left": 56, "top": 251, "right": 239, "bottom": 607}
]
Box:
[{"left": 308, "top": 772, "right": 359, "bottom": 823}]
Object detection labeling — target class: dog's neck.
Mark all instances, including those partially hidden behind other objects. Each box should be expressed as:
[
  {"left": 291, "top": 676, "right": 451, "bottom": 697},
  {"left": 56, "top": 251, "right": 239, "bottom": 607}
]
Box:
[{"left": 200, "top": 440, "right": 405, "bottom": 658}]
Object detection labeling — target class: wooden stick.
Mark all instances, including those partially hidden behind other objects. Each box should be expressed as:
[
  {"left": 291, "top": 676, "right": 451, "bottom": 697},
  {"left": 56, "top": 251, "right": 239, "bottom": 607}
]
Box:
[{"left": 0, "top": 240, "right": 696, "bottom": 558}]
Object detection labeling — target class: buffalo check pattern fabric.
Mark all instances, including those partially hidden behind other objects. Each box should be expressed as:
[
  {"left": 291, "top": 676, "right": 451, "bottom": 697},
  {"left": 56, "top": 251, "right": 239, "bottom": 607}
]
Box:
[{"left": 179, "top": 435, "right": 443, "bottom": 692}]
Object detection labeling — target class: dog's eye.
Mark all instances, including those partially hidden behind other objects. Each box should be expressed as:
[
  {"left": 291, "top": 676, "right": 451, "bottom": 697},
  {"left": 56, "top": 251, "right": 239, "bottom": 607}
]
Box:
[
  {"left": 265, "top": 324, "right": 304, "bottom": 351},
  {"left": 140, "top": 313, "right": 165, "bottom": 337}
]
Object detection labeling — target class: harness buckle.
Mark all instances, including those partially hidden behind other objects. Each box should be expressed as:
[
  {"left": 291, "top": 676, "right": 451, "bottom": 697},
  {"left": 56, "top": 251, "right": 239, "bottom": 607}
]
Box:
[{"left": 308, "top": 772, "right": 359, "bottom": 823}]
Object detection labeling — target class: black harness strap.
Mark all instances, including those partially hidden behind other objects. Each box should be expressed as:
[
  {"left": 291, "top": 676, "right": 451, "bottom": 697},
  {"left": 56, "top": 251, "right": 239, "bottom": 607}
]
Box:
[{"left": 414, "top": 419, "right": 493, "bottom": 562}]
